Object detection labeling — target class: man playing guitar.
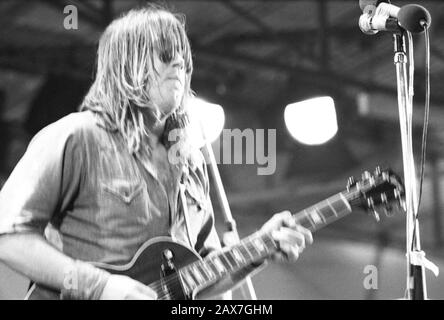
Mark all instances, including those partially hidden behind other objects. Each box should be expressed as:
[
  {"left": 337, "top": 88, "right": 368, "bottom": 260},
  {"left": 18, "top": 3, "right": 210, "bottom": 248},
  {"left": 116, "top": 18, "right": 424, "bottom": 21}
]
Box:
[{"left": 0, "top": 4, "right": 312, "bottom": 300}]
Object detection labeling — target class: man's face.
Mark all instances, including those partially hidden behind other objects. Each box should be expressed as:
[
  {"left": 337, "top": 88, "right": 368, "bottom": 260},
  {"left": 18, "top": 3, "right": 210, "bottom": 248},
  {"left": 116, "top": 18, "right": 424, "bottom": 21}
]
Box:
[{"left": 148, "top": 51, "right": 186, "bottom": 118}]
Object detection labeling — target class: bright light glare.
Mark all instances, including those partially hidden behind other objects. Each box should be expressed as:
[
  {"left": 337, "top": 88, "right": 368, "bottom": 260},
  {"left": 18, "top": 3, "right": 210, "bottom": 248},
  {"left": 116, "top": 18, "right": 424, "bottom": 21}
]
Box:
[
  {"left": 284, "top": 96, "right": 338, "bottom": 145},
  {"left": 187, "top": 97, "right": 225, "bottom": 147}
]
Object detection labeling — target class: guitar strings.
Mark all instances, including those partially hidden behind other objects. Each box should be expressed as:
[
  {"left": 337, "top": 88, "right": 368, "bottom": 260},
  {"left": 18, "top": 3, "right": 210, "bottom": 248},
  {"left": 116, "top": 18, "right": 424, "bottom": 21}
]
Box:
[
  {"left": 149, "top": 191, "right": 363, "bottom": 299},
  {"left": 158, "top": 233, "right": 275, "bottom": 287},
  {"left": 154, "top": 244, "right": 274, "bottom": 300},
  {"left": 145, "top": 185, "right": 375, "bottom": 299},
  {"left": 149, "top": 189, "right": 365, "bottom": 299},
  {"left": 147, "top": 231, "right": 281, "bottom": 299},
  {"left": 146, "top": 240, "right": 272, "bottom": 299}
]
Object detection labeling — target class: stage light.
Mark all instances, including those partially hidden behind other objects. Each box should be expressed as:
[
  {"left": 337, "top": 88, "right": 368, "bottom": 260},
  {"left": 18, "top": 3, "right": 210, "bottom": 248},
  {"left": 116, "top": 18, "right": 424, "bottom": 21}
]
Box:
[
  {"left": 284, "top": 96, "right": 338, "bottom": 145},
  {"left": 187, "top": 97, "right": 225, "bottom": 146}
]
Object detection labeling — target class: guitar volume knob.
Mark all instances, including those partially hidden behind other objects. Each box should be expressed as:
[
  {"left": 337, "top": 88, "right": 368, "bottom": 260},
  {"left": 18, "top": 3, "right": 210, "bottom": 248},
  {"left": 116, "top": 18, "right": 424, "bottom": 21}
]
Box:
[{"left": 163, "top": 249, "right": 174, "bottom": 261}]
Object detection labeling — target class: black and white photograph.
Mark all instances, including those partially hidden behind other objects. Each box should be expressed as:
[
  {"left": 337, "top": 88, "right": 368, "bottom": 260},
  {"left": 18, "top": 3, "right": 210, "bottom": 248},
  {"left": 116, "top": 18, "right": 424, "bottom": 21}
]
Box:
[{"left": 0, "top": 0, "right": 443, "bottom": 305}]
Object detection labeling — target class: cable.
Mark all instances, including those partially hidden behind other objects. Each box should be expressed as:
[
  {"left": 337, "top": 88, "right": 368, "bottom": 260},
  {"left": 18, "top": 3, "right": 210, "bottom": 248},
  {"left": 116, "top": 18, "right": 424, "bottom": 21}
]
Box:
[
  {"left": 411, "top": 24, "right": 430, "bottom": 251},
  {"left": 416, "top": 25, "right": 430, "bottom": 217}
]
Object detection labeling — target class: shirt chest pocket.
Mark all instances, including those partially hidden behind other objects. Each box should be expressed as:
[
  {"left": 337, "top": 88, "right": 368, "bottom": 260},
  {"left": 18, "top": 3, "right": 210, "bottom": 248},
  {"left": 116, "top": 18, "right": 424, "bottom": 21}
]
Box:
[
  {"left": 102, "top": 180, "right": 144, "bottom": 204},
  {"left": 99, "top": 179, "right": 150, "bottom": 230}
]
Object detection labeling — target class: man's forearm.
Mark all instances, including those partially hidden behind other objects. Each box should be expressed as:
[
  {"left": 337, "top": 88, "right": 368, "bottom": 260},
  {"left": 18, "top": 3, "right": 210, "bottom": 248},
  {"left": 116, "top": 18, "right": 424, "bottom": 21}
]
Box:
[
  {"left": 0, "top": 233, "right": 109, "bottom": 299},
  {"left": 0, "top": 233, "right": 74, "bottom": 291}
]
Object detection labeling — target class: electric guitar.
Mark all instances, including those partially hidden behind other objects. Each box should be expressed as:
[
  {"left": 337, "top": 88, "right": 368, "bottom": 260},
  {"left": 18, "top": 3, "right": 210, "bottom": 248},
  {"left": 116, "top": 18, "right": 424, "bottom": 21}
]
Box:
[{"left": 27, "top": 167, "right": 404, "bottom": 300}]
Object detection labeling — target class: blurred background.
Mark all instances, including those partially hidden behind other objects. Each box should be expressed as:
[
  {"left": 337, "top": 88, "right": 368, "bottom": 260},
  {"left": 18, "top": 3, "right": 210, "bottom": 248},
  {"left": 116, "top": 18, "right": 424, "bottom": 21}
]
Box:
[{"left": 1, "top": 0, "right": 444, "bottom": 300}]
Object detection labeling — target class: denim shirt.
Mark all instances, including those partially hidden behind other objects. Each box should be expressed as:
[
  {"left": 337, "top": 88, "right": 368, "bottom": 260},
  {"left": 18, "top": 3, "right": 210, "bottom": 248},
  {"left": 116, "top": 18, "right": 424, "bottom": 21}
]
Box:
[{"left": 0, "top": 111, "right": 221, "bottom": 265}]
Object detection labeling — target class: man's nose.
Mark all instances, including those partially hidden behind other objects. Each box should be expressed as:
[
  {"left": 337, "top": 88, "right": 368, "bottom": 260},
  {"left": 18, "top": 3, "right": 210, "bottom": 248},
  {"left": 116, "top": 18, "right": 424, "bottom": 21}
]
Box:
[{"left": 171, "top": 55, "right": 185, "bottom": 70}]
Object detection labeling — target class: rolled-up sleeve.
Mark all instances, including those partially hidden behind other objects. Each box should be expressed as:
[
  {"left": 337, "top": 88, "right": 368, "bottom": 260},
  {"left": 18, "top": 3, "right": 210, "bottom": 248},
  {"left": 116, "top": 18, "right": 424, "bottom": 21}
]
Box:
[{"left": 0, "top": 116, "right": 83, "bottom": 236}]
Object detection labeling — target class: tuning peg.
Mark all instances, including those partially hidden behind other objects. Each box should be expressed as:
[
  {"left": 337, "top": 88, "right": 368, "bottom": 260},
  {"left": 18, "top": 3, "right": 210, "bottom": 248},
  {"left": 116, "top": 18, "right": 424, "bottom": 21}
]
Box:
[
  {"left": 366, "top": 197, "right": 380, "bottom": 222},
  {"left": 398, "top": 199, "right": 407, "bottom": 212},
  {"left": 362, "top": 171, "right": 371, "bottom": 180},
  {"left": 380, "top": 193, "right": 388, "bottom": 204},
  {"left": 384, "top": 205, "right": 395, "bottom": 217},
  {"left": 372, "top": 210, "right": 381, "bottom": 222},
  {"left": 347, "top": 176, "right": 356, "bottom": 191},
  {"left": 366, "top": 197, "right": 374, "bottom": 209},
  {"left": 361, "top": 170, "right": 376, "bottom": 187},
  {"left": 379, "top": 193, "right": 395, "bottom": 217},
  {"left": 393, "top": 188, "right": 406, "bottom": 211},
  {"left": 374, "top": 166, "right": 382, "bottom": 176}
]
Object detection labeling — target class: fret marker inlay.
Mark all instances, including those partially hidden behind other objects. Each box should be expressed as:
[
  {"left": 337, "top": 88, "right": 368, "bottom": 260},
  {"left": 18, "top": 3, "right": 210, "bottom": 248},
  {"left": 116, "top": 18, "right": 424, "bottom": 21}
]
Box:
[
  {"left": 326, "top": 199, "right": 338, "bottom": 216},
  {"left": 232, "top": 248, "right": 244, "bottom": 263},
  {"left": 182, "top": 271, "right": 195, "bottom": 288},
  {"left": 254, "top": 239, "right": 265, "bottom": 252},
  {"left": 192, "top": 265, "right": 204, "bottom": 283},
  {"left": 311, "top": 211, "right": 322, "bottom": 225},
  {"left": 213, "top": 257, "right": 225, "bottom": 273},
  {"left": 202, "top": 264, "right": 214, "bottom": 280}
]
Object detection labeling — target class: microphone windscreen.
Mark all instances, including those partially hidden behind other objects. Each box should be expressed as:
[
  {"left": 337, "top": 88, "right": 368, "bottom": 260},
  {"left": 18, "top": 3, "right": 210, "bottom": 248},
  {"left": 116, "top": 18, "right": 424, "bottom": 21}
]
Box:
[{"left": 398, "top": 4, "right": 431, "bottom": 33}]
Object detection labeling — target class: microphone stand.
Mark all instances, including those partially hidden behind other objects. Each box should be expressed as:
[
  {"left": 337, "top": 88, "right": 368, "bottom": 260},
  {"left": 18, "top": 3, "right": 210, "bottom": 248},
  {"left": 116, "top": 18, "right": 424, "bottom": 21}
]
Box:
[
  {"left": 393, "top": 32, "right": 427, "bottom": 300},
  {"left": 198, "top": 124, "right": 257, "bottom": 300}
]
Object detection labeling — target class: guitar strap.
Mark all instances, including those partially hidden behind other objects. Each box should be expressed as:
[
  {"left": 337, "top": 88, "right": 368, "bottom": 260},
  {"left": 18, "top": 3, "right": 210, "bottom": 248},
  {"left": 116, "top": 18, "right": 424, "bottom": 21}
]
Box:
[{"left": 179, "top": 179, "right": 194, "bottom": 249}]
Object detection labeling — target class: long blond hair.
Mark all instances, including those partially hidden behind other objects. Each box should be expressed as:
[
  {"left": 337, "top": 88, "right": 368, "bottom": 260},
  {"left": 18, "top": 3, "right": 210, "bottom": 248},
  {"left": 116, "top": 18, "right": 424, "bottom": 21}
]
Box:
[{"left": 80, "top": 4, "right": 194, "bottom": 161}]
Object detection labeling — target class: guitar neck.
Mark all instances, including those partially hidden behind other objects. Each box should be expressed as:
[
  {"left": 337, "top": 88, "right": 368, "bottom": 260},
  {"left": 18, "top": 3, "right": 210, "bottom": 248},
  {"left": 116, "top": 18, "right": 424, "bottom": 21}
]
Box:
[
  {"left": 293, "top": 192, "right": 352, "bottom": 232},
  {"left": 177, "top": 191, "right": 353, "bottom": 295}
]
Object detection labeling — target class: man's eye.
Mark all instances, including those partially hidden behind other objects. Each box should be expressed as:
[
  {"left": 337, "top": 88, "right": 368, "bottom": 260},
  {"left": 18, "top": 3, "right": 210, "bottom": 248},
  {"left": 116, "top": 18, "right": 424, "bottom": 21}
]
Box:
[{"left": 159, "top": 51, "right": 172, "bottom": 63}]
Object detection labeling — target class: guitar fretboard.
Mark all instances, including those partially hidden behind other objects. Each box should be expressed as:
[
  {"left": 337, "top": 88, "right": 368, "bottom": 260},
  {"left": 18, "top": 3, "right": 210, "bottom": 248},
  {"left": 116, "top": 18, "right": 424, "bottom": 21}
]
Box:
[
  {"left": 177, "top": 192, "right": 352, "bottom": 296},
  {"left": 294, "top": 192, "right": 351, "bottom": 232}
]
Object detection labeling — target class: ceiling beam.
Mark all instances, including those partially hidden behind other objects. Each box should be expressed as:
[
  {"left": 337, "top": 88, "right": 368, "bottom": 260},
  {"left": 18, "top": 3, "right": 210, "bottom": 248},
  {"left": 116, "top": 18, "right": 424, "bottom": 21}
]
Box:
[
  {"left": 214, "top": 1, "right": 310, "bottom": 61},
  {"left": 222, "top": 0, "right": 273, "bottom": 34},
  {"left": 318, "top": 0, "right": 330, "bottom": 70},
  {"left": 214, "top": 26, "right": 366, "bottom": 48},
  {"left": 0, "top": 1, "right": 34, "bottom": 30},
  {"left": 194, "top": 43, "right": 444, "bottom": 105},
  {"left": 0, "top": 44, "right": 94, "bottom": 79},
  {"left": 102, "top": 0, "right": 113, "bottom": 26}
]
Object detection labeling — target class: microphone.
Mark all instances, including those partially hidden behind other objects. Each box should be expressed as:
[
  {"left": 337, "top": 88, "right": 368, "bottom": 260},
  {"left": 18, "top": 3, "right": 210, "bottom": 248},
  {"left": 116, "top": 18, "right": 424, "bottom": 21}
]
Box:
[
  {"left": 359, "top": 2, "right": 431, "bottom": 34},
  {"left": 376, "top": 2, "right": 401, "bottom": 18},
  {"left": 359, "top": 13, "right": 399, "bottom": 35},
  {"left": 398, "top": 4, "right": 432, "bottom": 33}
]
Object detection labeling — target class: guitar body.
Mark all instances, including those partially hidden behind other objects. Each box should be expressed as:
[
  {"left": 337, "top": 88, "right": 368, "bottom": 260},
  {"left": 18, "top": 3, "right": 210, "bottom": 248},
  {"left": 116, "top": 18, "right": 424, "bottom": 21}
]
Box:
[{"left": 26, "top": 237, "right": 201, "bottom": 300}]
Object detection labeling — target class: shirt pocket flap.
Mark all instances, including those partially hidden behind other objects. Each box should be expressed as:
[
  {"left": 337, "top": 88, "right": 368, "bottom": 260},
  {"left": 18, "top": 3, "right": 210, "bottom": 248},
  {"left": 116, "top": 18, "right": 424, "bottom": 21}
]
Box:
[{"left": 102, "top": 180, "right": 143, "bottom": 204}]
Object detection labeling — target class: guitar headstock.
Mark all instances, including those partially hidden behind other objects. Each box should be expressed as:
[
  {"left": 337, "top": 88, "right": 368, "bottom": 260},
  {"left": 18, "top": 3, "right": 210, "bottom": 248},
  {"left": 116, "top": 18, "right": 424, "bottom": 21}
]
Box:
[{"left": 346, "top": 167, "right": 405, "bottom": 221}]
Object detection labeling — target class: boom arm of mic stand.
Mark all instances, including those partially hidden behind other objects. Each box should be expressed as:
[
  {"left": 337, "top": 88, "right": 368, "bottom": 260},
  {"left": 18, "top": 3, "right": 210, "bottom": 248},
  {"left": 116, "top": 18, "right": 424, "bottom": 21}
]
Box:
[{"left": 200, "top": 133, "right": 258, "bottom": 300}]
